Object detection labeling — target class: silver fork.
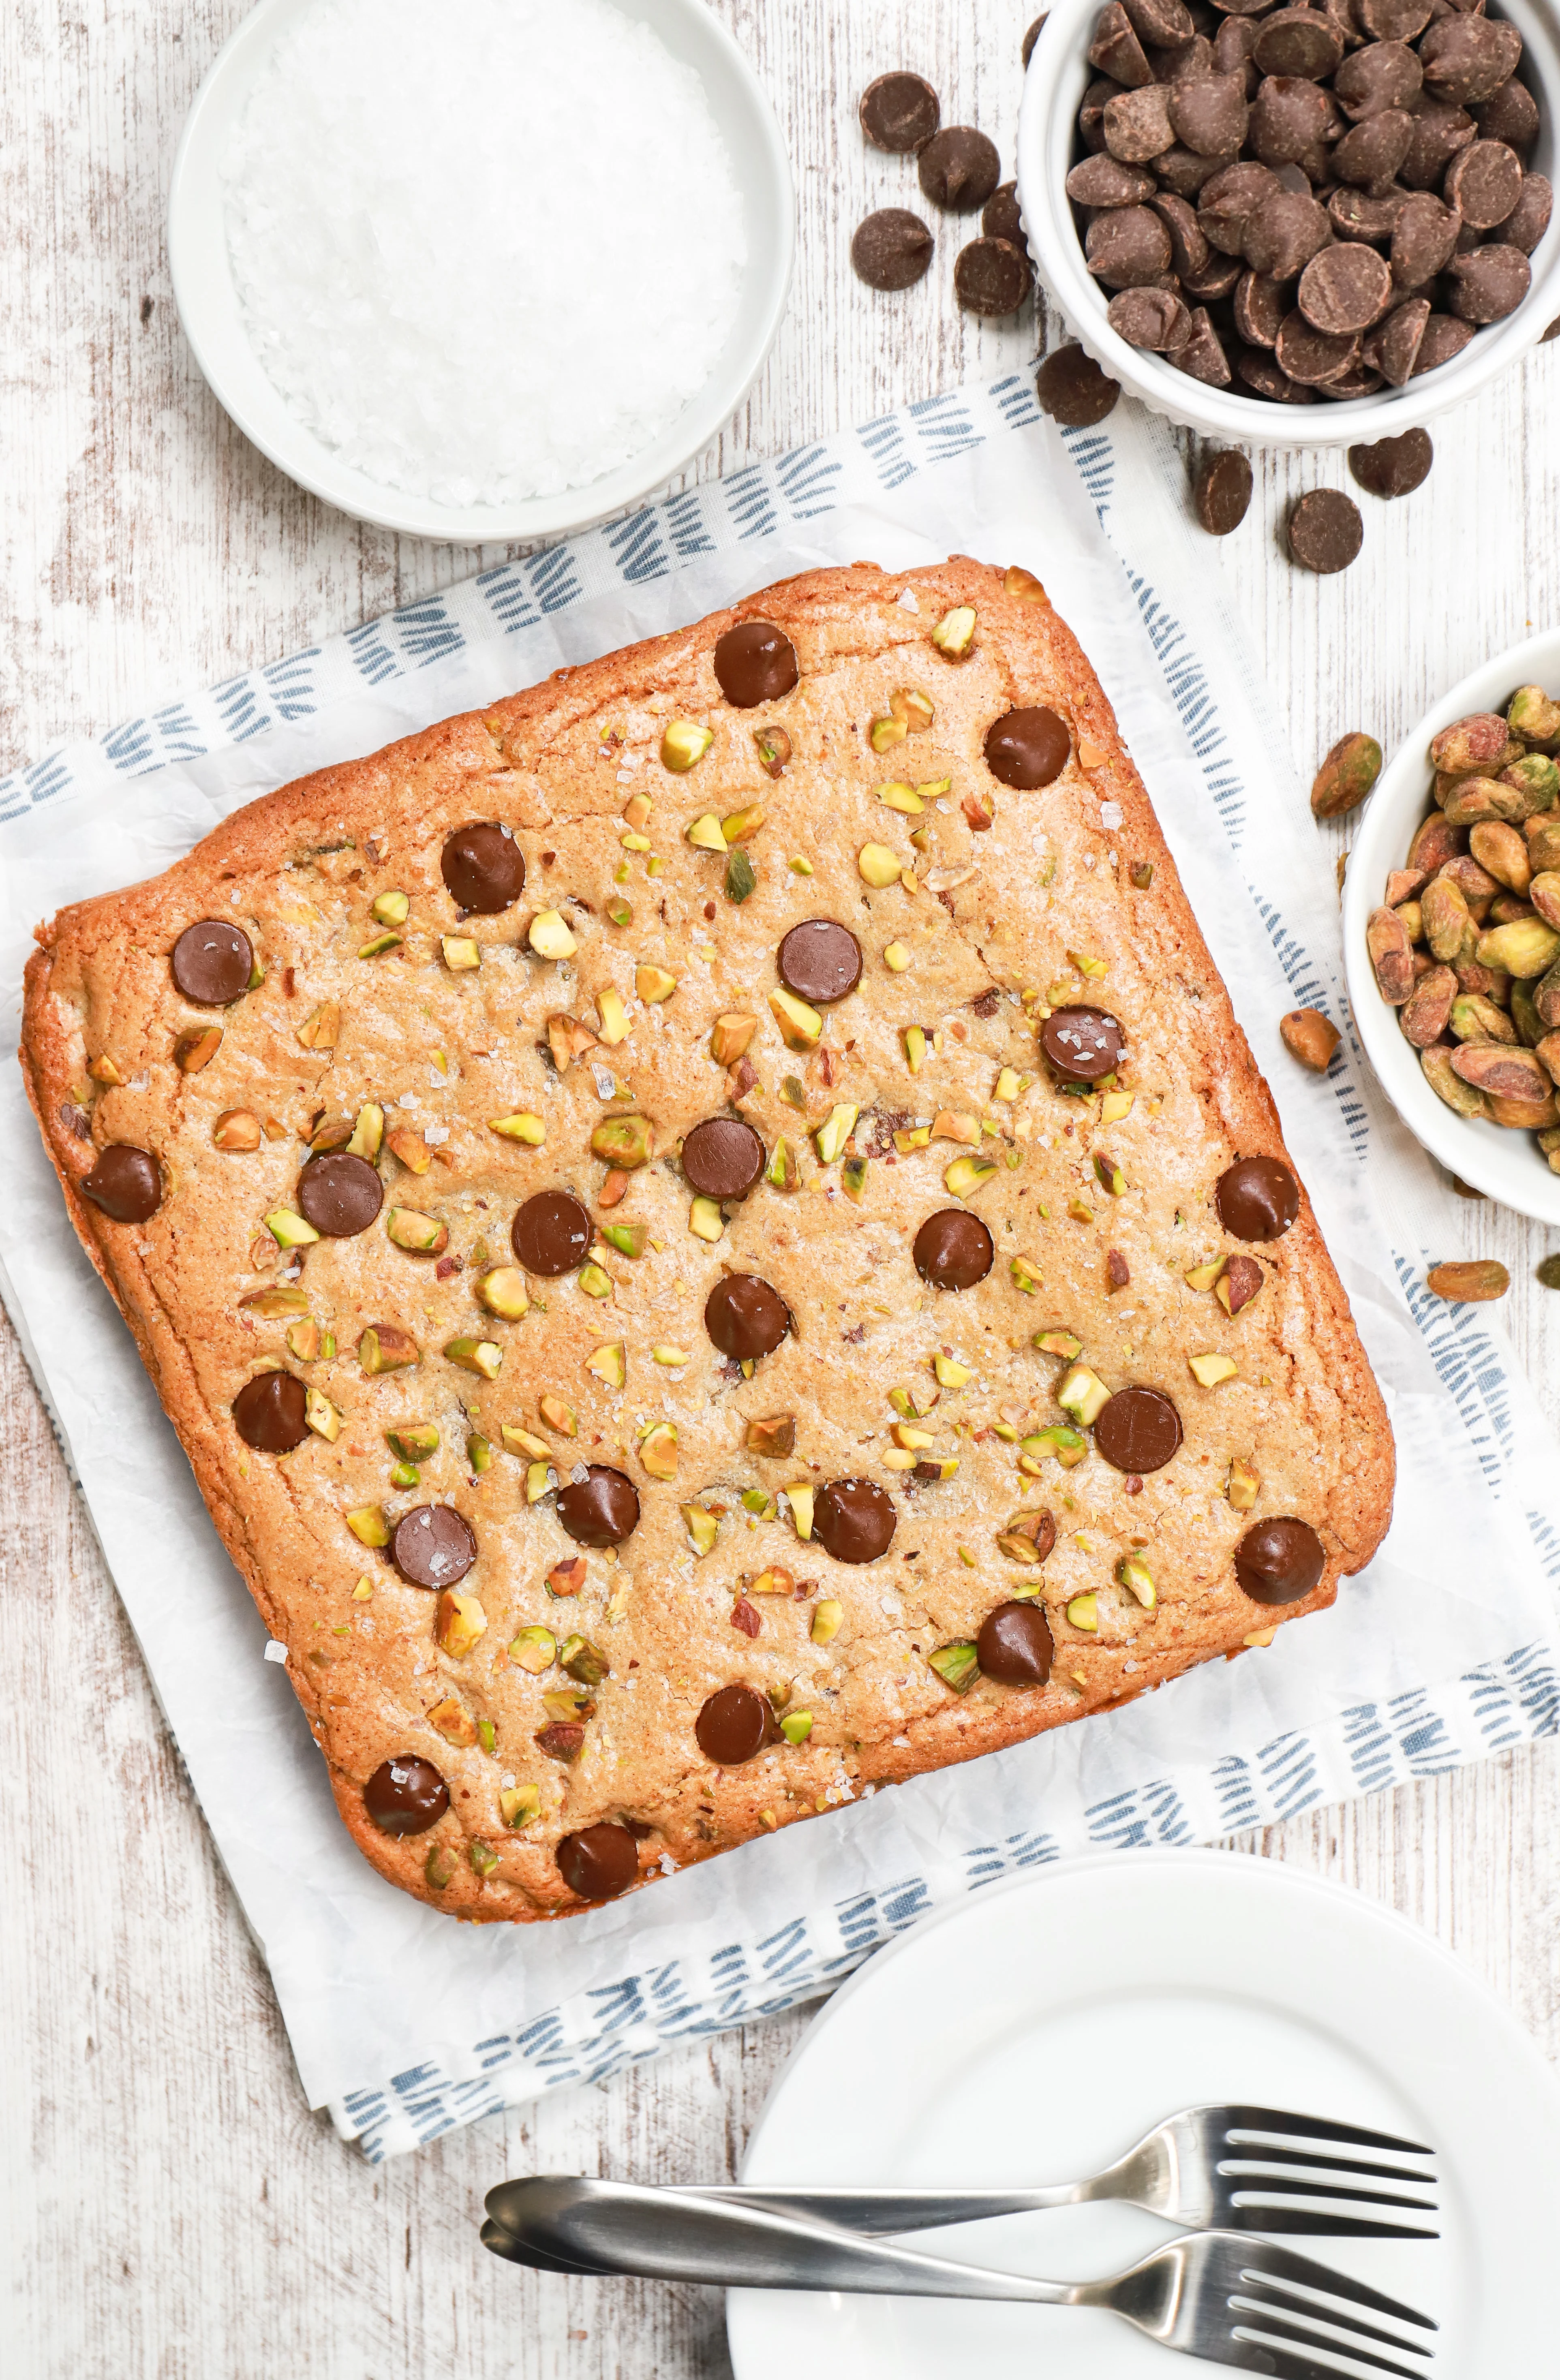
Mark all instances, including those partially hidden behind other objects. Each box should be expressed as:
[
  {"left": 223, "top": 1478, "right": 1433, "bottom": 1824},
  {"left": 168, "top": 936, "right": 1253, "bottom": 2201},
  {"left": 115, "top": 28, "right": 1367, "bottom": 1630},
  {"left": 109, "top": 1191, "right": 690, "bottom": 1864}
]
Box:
[
  {"left": 481, "top": 2177, "right": 1438, "bottom": 2379},
  {"left": 687, "top": 2104, "right": 1440, "bottom": 2240}
]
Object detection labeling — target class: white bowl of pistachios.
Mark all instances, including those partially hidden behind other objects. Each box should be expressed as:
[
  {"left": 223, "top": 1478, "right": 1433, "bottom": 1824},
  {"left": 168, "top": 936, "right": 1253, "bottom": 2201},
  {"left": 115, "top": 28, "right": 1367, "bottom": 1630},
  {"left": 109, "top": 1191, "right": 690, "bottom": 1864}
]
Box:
[{"left": 1343, "top": 627, "right": 1560, "bottom": 1222}]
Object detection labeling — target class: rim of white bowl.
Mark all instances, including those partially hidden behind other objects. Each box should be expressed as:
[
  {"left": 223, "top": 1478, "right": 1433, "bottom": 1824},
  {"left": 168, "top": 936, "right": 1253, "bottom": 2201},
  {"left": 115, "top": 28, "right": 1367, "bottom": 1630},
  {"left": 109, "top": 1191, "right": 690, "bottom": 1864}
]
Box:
[
  {"left": 1016, "top": 0, "right": 1560, "bottom": 449},
  {"left": 1342, "top": 627, "right": 1560, "bottom": 1223},
  {"left": 168, "top": 0, "right": 795, "bottom": 543}
]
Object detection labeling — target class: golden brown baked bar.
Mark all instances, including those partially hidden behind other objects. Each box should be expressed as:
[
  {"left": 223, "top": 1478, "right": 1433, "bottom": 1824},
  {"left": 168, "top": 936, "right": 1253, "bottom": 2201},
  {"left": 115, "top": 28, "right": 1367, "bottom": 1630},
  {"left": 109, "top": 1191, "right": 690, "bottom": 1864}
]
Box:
[{"left": 22, "top": 559, "right": 1393, "bottom": 1920}]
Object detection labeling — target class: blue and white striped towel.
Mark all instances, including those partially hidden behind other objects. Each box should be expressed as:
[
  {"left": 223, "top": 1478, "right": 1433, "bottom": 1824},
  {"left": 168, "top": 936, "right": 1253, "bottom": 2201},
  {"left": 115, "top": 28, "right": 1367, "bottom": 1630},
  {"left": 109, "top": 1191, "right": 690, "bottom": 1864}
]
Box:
[{"left": 2, "top": 376, "right": 1555, "bottom": 2161}]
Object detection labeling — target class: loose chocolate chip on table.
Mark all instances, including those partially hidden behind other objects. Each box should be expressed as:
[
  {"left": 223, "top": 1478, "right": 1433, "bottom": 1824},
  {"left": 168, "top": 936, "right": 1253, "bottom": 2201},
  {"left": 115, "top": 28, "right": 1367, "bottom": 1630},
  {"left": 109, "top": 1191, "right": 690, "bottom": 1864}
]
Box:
[
  {"left": 1066, "top": 154, "right": 1159, "bottom": 207},
  {"left": 1411, "top": 312, "right": 1476, "bottom": 372},
  {"left": 297, "top": 1150, "right": 384, "bottom": 1238},
  {"left": 1233, "top": 268, "right": 1285, "bottom": 346},
  {"left": 1093, "top": 1385, "right": 1184, "bottom": 1474},
  {"left": 1235, "top": 1515, "right": 1327, "bottom": 1605},
  {"left": 556, "top": 1466, "right": 641, "bottom": 1548},
  {"left": 1103, "top": 83, "right": 1176, "bottom": 165},
  {"left": 1169, "top": 72, "right": 1252, "bottom": 157},
  {"left": 1216, "top": 1153, "right": 1301, "bottom": 1240},
  {"left": 851, "top": 209, "right": 936, "bottom": 291},
  {"left": 713, "top": 618, "right": 799, "bottom": 707},
  {"left": 441, "top": 822, "right": 524, "bottom": 913},
  {"left": 1332, "top": 108, "right": 1414, "bottom": 191},
  {"left": 1151, "top": 190, "right": 1212, "bottom": 278},
  {"left": 1298, "top": 243, "right": 1394, "bottom": 334},
  {"left": 1472, "top": 76, "right": 1540, "bottom": 151},
  {"left": 1419, "top": 15, "right": 1523, "bottom": 108},
  {"left": 858, "top": 70, "right": 940, "bottom": 154},
  {"left": 1035, "top": 344, "right": 1121, "bottom": 425},
  {"left": 1194, "top": 449, "right": 1255, "bottom": 535},
  {"left": 955, "top": 237, "right": 1035, "bottom": 315},
  {"left": 1023, "top": 14, "right": 1048, "bottom": 67},
  {"left": 1275, "top": 311, "right": 1362, "bottom": 386},
  {"left": 913, "top": 1207, "right": 995, "bottom": 1291},
  {"left": 1041, "top": 1005, "right": 1126, "bottom": 1082},
  {"left": 1502, "top": 172, "right": 1554, "bottom": 255},
  {"left": 695, "top": 1683, "right": 777, "bottom": 1765},
  {"left": 232, "top": 1369, "right": 309, "bottom": 1453},
  {"left": 171, "top": 918, "right": 254, "bottom": 1005},
  {"left": 1288, "top": 485, "right": 1365, "bottom": 572},
  {"left": 1249, "top": 75, "right": 1331, "bottom": 167},
  {"left": 1348, "top": 426, "right": 1434, "bottom": 496},
  {"left": 977, "top": 1601, "right": 1055, "bottom": 1685},
  {"left": 682, "top": 1116, "right": 765, "bottom": 1202},
  {"left": 80, "top": 1142, "right": 161, "bottom": 1222},
  {"left": 1389, "top": 191, "right": 1460, "bottom": 285},
  {"left": 364, "top": 1756, "right": 449, "bottom": 1836},
  {"left": 1254, "top": 8, "right": 1344, "bottom": 79},
  {"left": 984, "top": 706, "right": 1071, "bottom": 788},
  {"left": 777, "top": 918, "right": 862, "bottom": 1003},
  {"left": 704, "top": 1273, "right": 792, "bottom": 1359},
  {"left": 814, "top": 1477, "right": 897, "bottom": 1564},
  {"left": 1444, "top": 136, "right": 1523, "bottom": 228},
  {"left": 1363, "top": 294, "right": 1431, "bottom": 383},
  {"left": 1086, "top": 205, "right": 1174, "bottom": 287},
  {"left": 1107, "top": 287, "right": 1193, "bottom": 349},
  {"left": 511, "top": 1188, "right": 592, "bottom": 1275},
  {"left": 982, "top": 180, "right": 1029, "bottom": 251},
  {"left": 1243, "top": 190, "right": 1331, "bottom": 281},
  {"left": 392, "top": 1503, "right": 477, "bottom": 1590},
  {"left": 556, "top": 1822, "right": 640, "bottom": 1900},
  {"left": 1443, "top": 241, "right": 1531, "bottom": 321},
  {"left": 917, "top": 126, "right": 1001, "bottom": 211}
]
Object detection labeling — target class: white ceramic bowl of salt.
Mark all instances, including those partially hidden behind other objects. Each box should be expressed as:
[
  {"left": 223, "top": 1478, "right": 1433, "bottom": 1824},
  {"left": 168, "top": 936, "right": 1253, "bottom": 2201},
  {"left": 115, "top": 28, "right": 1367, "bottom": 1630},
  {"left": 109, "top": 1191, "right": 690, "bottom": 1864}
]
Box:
[{"left": 169, "top": 0, "right": 794, "bottom": 543}]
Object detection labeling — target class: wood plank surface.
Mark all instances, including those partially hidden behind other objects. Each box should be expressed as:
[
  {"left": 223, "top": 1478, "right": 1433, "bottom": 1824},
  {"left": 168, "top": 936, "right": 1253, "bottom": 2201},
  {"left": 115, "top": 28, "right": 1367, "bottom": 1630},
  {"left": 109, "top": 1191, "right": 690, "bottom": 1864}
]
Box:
[{"left": 3, "top": 3, "right": 1559, "bottom": 2375}]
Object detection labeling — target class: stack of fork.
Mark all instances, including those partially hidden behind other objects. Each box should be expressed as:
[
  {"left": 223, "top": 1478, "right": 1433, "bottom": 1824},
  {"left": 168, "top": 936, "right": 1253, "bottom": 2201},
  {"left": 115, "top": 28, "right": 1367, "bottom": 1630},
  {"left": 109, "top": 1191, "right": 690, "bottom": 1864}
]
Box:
[{"left": 481, "top": 2102, "right": 1440, "bottom": 2377}]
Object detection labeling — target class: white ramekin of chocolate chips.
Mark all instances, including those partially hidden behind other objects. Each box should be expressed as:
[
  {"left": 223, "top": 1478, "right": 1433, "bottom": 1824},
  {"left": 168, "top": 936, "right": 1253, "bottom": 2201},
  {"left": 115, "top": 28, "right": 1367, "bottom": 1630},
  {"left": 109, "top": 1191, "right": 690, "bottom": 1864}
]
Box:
[
  {"left": 1016, "top": 0, "right": 1560, "bottom": 443},
  {"left": 1343, "top": 630, "right": 1560, "bottom": 1221}
]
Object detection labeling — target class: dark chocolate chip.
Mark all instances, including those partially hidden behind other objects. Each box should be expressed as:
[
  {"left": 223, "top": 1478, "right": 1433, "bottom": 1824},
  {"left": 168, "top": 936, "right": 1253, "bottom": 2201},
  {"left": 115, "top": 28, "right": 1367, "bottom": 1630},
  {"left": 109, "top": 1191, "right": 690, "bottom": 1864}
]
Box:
[
  {"left": 858, "top": 71, "right": 940, "bottom": 154},
  {"left": 1443, "top": 239, "right": 1530, "bottom": 320},
  {"left": 1023, "top": 14, "right": 1049, "bottom": 67},
  {"left": 1156, "top": 143, "right": 1229, "bottom": 198},
  {"left": 391, "top": 1504, "right": 477, "bottom": 1589},
  {"left": 976, "top": 1601, "right": 1055, "bottom": 1685},
  {"left": 984, "top": 706, "right": 1071, "bottom": 788},
  {"left": 695, "top": 1683, "right": 777, "bottom": 1765},
  {"left": 1152, "top": 190, "right": 1213, "bottom": 278},
  {"left": 364, "top": 1756, "right": 449, "bottom": 1836},
  {"left": 982, "top": 181, "right": 1029, "bottom": 251},
  {"left": 1332, "top": 108, "right": 1414, "bottom": 191},
  {"left": 1363, "top": 293, "right": 1432, "bottom": 380},
  {"left": 1502, "top": 171, "right": 1554, "bottom": 255},
  {"left": 1249, "top": 75, "right": 1331, "bottom": 167},
  {"left": 1035, "top": 346, "right": 1121, "bottom": 425},
  {"left": 1103, "top": 84, "right": 1177, "bottom": 165},
  {"left": 1253, "top": 8, "right": 1345, "bottom": 79},
  {"left": 1443, "top": 136, "right": 1523, "bottom": 227},
  {"left": 714, "top": 618, "right": 799, "bottom": 708},
  {"left": 1327, "top": 186, "right": 1408, "bottom": 242},
  {"left": 912, "top": 1208, "right": 995, "bottom": 1291},
  {"left": 1081, "top": 74, "right": 1126, "bottom": 155},
  {"left": 1287, "top": 485, "right": 1365, "bottom": 569},
  {"left": 1121, "top": 0, "right": 1194, "bottom": 44},
  {"left": 1317, "top": 360, "right": 1388, "bottom": 400},
  {"left": 814, "top": 1477, "right": 897, "bottom": 1564},
  {"left": 1194, "top": 449, "right": 1255, "bottom": 533},
  {"left": 682, "top": 1117, "right": 766, "bottom": 1202},
  {"left": 918, "top": 126, "right": 1001, "bottom": 211},
  {"left": 1169, "top": 71, "right": 1252, "bottom": 157},
  {"left": 1170, "top": 305, "right": 1235, "bottom": 384},
  {"left": 1419, "top": 15, "right": 1522, "bottom": 107},
  {"left": 778, "top": 919, "right": 862, "bottom": 1004},
  {"left": 1235, "top": 1515, "right": 1327, "bottom": 1604},
  {"left": 1399, "top": 99, "right": 1476, "bottom": 188},
  {"left": 1335, "top": 39, "right": 1423, "bottom": 119},
  {"left": 555, "top": 1466, "right": 640, "bottom": 1548},
  {"left": 704, "top": 1274, "right": 791, "bottom": 1359},
  {"left": 80, "top": 1143, "right": 161, "bottom": 1223},
  {"left": 955, "top": 236, "right": 1035, "bottom": 314},
  {"left": 1234, "top": 344, "right": 1318, "bottom": 401},
  {"left": 1107, "top": 286, "right": 1194, "bottom": 348},
  {"left": 556, "top": 1822, "right": 640, "bottom": 1899},
  {"left": 1198, "top": 160, "right": 1282, "bottom": 253},
  {"left": 1241, "top": 188, "right": 1331, "bottom": 277},
  {"left": 1094, "top": 1384, "right": 1184, "bottom": 1473},
  {"left": 1389, "top": 190, "right": 1460, "bottom": 284},
  {"left": 171, "top": 919, "right": 254, "bottom": 1005},
  {"left": 1410, "top": 310, "right": 1477, "bottom": 370},
  {"left": 1233, "top": 267, "right": 1286, "bottom": 345},
  {"left": 1471, "top": 76, "right": 1540, "bottom": 150},
  {"left": 1216, "top": 1152, "right": 1302, "bottom": 1238},
  {"left": 1348, "top": 426, "right": 1433, "bottom": 495},
  {"left": 1092, "top": 0, "right": 1157, "bottom": 88},
  {"left": 851, "top": 209, "right": 936, "bottom": 291},
  {"left": 511, "top": 1189, "right": 592, "bottom": 1276},
  {"left": 1068, "top": 155, "right": 1160, "bottom": 207},
  {"left": 440, "top": 822, "right": 524, "bottom": 914},
  {"left": 1214, "top": 13, "right": 1263, "bottom": 90},
  {"left": 1085, "top": 204, "right": 1175, "bottom": 287},
  {"left": 232, "top": 1370, "right": 309, "bottom": 1453},
  {"left": 297, "top": 1150, "right": 384, "bottom": 1238},
  {"left": 1040, "top": 1004, "right": 1126, "bottom": 1082},
  {"left": 1357, "top": 0, "right": 1433, "bottom": 36},
  {"left": 1298, "top": 243, "right": 1394, "bottom": 333}
]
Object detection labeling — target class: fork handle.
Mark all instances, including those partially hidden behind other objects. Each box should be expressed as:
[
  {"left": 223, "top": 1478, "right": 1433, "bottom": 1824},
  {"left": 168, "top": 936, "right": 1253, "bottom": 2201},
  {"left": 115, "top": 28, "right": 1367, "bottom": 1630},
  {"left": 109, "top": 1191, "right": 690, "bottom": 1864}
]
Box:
[{"left": 687, "top": 2183, "right": 1087, "bottom": 2233}]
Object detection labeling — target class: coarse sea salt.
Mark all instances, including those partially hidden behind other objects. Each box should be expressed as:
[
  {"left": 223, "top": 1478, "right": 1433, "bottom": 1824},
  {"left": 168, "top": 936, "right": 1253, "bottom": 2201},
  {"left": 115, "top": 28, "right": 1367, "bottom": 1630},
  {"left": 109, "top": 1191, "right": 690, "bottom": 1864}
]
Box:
[{"left": 222, "top": 0, "right": 747, "bottom": 507}]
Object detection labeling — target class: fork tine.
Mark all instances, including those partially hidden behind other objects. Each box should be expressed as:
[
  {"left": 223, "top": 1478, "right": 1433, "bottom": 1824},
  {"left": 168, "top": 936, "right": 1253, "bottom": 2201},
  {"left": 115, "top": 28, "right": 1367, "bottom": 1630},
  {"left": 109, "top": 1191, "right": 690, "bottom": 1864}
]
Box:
[
  {"left": 1233, "top": 2293, "right": 1435, "bottom": 2363},
  {"left": 1227, "top": 2175, "right": 1439, "bottom": 2212},
  {"left": 1230, "top": 2241, "right": 1438, "bottom": 2328},
  {"left": 1230, "top": 2337, "right": 1429, "bottom": 2380},
  {"left": 1221, "top": 2107, "right": 1434, "bottom": 2158},
  {"left": 1222, "top": 2143, "right": 1439, "bottom": 2185},
  {"left": 1218, "top": 2207, "right": 1440, "bottom": 2240}
]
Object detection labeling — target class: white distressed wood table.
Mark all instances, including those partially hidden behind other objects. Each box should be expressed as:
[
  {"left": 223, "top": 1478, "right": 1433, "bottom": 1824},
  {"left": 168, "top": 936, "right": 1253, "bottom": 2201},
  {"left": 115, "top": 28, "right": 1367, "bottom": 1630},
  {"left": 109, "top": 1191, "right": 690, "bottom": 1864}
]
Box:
[{"left": 4, "top": 4, "right": 1560, "bottom": 2374}]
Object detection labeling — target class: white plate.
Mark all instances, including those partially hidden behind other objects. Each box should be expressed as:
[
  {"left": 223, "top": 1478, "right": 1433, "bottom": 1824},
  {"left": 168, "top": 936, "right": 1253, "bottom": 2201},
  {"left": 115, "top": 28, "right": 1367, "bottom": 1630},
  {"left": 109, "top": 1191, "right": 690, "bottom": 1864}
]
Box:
[
  {"left": 1341, "top": 628, "right": 1560, "bottom": 1224},
  {"left": 726, "top": 1850, "right": 1560, "bottom": 2380},
  {"left": 167, "top": 0, "right": 794, "bottom": 543}
]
